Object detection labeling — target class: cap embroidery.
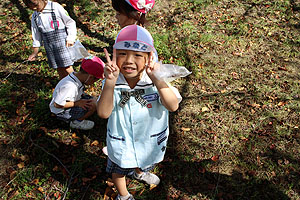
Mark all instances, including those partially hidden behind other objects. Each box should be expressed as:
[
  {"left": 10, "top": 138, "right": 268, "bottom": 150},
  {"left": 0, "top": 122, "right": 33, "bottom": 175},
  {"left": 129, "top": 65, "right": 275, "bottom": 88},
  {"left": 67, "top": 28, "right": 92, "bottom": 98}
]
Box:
[{"left": 123, "top": 42, "right": 149, "bottom": 51}]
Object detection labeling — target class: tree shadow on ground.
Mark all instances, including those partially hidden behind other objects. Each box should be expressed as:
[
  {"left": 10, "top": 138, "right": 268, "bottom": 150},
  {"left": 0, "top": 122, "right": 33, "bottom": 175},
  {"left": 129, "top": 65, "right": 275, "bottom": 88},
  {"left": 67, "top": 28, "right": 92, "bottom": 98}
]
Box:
[
  {"left": 26, "top": 128, "right": 109, "bottom": 199},
  {"left": 10, "top": 0, "right": 31, "bottom": 30},
  {"left": 0, "top": 72, "right": 110, "bottom": 199},
  {"left": 153, "top": 70, "right": 298, "bottom": 199},
  {"left": 158, "top": 153, "right": 294, "bottom": 200},
  {"left": 58, "top": 0, "right": 115, "bottom": 52}
]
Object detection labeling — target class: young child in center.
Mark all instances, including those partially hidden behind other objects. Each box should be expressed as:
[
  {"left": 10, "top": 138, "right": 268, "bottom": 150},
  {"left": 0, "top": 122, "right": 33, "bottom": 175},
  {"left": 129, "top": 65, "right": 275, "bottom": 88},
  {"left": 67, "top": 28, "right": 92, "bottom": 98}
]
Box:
[
  {"left": 100, "top": 0, "right": 156, "bottom": 157},
  {"left": 112, "top": 0, "right": 155, "bottom": 28},
  {"left": 23, "top": 0, "right": 77, "bottom": 80},
  {"left": 50, "top": 56, "right": 104, "bottom": 130},
  {"left": 97, "top": 25, "right": 182, "bottom": 200}
]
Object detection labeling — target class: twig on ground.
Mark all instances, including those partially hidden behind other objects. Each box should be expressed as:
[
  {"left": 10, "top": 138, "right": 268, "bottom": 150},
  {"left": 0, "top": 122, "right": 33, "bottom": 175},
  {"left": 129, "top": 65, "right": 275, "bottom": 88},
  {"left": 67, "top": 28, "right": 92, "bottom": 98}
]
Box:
[
  {"left": 29, "top": 132, "right": 71, "bottom": 175},
  {"left": 2, "top": 60, "right": 28, "bottom": 81},
  {"left": 53, "top": 185, "right": 64, "bottom": 193},
  {"left": 62, "top": 171, "right": 76, "bottom": 200},
  {"left": 1, "top": 56, "right": 43, "bottom": 82},
  {"left": 29, "top": 133, "right": 80, "bottom": 199},
  {"left": 80, "top": 184, "right": 91, "bottom": 200},
  {"left": 213, "top": 143, "right": 224, "bottom": 199}
]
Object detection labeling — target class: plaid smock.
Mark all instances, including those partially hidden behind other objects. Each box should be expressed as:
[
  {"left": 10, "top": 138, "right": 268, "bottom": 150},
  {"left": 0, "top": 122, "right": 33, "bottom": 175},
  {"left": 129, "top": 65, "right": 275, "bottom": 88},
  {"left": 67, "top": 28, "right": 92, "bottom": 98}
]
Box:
[
  {"left": 31, "top": 1, "right": 76, "bottom": 68},
  {"left": 104, "top": 71, "right": 182, "bottom": 169}
]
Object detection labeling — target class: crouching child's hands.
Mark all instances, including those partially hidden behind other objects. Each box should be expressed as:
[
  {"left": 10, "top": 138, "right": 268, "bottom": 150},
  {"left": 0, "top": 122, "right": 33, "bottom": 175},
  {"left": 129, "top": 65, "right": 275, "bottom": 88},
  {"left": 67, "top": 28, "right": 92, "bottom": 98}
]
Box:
[{"left": 75, "top": 99, "right": 94, "bottom": 110}]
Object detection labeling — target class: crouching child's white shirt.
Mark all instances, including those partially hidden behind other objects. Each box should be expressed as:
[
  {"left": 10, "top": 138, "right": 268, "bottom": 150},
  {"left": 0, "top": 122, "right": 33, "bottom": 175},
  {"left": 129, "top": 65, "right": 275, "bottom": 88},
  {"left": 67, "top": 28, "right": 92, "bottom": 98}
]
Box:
[{"left": 49, "top": 73, "right": 84, "bottom": 114}]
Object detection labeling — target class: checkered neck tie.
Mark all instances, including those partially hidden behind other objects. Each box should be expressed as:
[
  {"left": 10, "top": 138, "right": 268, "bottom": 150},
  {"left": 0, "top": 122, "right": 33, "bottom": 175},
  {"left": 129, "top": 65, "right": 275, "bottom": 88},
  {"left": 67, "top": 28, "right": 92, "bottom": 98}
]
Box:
[{"left": 119, "top": 89, "right": 148, "bottom": 108}]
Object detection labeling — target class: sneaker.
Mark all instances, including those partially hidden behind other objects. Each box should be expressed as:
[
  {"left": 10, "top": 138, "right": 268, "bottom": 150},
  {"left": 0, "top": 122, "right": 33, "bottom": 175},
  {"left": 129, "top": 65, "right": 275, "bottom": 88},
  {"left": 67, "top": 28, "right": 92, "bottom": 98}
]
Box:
[
  {"left": 70, "top": 120, "right": 94, "bottom": 130},
  {"left": 115, "top": 193, "right": 135, "bottom": 200},
  {"left": 133, "top": 171, "right": 160, "bottom": 185}
]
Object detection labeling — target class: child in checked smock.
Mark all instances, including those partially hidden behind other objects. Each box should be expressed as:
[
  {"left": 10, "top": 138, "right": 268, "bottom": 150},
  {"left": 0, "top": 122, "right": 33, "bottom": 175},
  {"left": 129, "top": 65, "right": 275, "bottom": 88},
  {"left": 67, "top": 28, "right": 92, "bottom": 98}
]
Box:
[
  {"left": 97, "top": 25, "right": 182, "bottom": 200},
  {"left": 23, "top": 0, "right": 77, "bottom": 80}
]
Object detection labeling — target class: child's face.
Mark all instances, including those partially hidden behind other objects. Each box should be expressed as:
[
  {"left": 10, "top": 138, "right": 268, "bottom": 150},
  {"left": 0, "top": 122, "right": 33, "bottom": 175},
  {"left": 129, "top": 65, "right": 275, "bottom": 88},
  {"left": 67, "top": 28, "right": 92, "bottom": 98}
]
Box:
[
  {"left": 116, "top": 49, "right": 149, "bottom": 80},
  {"left": 84, "top": 75, "right": 99, "bottom": 86},
  {"left": 115, "top": 11, "right": 137, "bottom": 28}
]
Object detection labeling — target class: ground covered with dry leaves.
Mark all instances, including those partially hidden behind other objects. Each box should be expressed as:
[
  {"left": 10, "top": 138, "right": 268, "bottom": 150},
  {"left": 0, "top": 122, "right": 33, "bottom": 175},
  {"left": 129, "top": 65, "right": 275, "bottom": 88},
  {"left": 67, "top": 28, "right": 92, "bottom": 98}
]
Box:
[{"left": 0, "top": 0, "right": 300, "bottom": 199}]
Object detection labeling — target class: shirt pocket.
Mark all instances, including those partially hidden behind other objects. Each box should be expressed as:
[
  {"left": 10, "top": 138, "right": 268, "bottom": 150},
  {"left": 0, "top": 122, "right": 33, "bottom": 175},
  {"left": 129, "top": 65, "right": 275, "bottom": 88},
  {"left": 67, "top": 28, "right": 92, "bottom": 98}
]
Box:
[
  {"left": 107, "top": 133, "right": 126, "bottom": 158},
  {"left": 108, "top": 133, "right": 125, "bottom": 141},
  {"left": 150, "top": 127, "right": 168, "bottom": 151}
]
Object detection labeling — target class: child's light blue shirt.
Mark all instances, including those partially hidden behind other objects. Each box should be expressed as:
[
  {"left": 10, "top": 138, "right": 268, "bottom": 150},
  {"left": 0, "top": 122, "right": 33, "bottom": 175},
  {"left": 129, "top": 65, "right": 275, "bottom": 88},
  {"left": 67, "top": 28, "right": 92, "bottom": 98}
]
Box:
[{"left": 105, "top": 72, "right": 182, "bottom": 169}]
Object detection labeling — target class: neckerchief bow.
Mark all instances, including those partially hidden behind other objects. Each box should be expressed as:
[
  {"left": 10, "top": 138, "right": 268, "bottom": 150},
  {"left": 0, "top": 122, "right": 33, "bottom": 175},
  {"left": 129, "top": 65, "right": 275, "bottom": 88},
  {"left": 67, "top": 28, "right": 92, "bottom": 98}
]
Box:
[{"left": 119, "top": 89, "right": 148, "bottom": 108}]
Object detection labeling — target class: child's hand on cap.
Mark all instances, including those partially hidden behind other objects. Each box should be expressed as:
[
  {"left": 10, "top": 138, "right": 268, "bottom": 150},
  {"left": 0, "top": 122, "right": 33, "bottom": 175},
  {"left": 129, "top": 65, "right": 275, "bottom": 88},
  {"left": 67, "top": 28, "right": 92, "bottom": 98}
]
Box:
[{"left": 104, "top": 48, "right": 119, "bottom": 80}]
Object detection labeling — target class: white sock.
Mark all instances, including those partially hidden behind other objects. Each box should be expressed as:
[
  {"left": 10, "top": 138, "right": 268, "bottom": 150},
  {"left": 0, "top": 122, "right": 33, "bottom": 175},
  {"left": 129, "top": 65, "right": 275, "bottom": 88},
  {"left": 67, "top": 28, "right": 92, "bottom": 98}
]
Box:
[{"left": 120, "top": 193, "right": 130, "bottom": 200}]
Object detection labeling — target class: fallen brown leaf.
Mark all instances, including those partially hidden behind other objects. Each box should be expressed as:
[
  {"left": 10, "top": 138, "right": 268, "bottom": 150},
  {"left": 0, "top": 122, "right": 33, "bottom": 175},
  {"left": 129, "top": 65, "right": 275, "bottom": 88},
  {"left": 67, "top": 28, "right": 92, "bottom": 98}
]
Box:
[
  {"left": 32, "top": 178, "right": 39, "bottom": 185},
  {"left": 72, "top": 133, "right": 80, "bottom": 139},
  {"left": 181, "top": 127, "right": 191, "bottom": 131},
  {"left": 150, "top": 184, "right": 158, "bottom": 190},
  {"left": 278, "top": 66, "right": 287, "bottom": 71},
  {"left": 201, "top": 107, "right": 209, "bottom": 112},
  {"left": 38, "top": 187, "right": 44, "bottom": 193},
  {"left": 39, "top": 127, "right": 48, "bottom": 133},
  {"left": 91, "top": 140, "right": 99, "bottom": 146},
  {"left": 17, "top": 162, "right": 25, "bottom": 169},
  {"left": 9, "top": 170, "right": 17, "bottom": 180},
  {"left": 211, "top": 155, "right": 219, "bottom": 162}
]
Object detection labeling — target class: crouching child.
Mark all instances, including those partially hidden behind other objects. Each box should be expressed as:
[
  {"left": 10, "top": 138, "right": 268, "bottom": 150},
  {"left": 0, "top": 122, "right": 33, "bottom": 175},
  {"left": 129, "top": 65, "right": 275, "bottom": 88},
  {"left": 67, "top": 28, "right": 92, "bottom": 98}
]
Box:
[{"left": 50, "top": 56, "right": 104, "bottom": 130}]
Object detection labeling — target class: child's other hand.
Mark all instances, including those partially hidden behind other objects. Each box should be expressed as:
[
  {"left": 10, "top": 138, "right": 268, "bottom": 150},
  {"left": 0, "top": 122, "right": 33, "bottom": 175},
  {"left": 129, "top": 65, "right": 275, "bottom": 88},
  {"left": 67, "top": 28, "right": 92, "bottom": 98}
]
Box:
[
  {"left": 28, "top": 54, "right": 37, "bottom": 61},
  {"left": 66, "top": 40, "right": 74, "bottom": 47},
  {"left": 77, "top": 99, "right": 94, "bottom": 110},
  {"left": 104, "top": 48, "right": 119, "bottom": 80},
  {"left": 146, "top": 52, "right": 158, "bottom": 79}
]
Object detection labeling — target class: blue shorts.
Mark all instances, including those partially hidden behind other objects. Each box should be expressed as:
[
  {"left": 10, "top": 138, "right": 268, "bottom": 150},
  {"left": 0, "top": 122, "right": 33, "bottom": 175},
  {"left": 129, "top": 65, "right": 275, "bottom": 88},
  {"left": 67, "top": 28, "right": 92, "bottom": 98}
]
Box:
[
  {"left": 106, "top": 158, "right": 156, "bottom": 176},
  {"left": 55, "top": 94, "right": 93, "bottom": 122},
  {"left": 56, "top": 106, "right": 87, "bottom": 122}
]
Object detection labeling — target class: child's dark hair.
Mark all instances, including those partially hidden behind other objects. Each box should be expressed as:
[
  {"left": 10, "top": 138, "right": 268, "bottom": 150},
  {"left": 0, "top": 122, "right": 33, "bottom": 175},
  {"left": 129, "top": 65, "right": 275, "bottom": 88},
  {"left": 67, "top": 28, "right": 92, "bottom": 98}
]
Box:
[
  {"left": 23, "top": 0, "right": 46, "bottom": 8},
  {"left": 112, "top": 0, "right": 148, "bottom": 27},
  {"left": 79, "top": 66, "right": 89, "bottom": 75}
]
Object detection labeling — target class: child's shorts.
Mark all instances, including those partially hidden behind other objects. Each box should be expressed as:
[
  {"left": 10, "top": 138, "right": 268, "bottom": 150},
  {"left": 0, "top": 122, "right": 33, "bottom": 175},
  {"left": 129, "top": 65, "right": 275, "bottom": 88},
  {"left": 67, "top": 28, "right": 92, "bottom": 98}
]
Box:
[
  {"left": 106, "top": 158, "right": 156, "bottom": 176},
  {"left": 55, "top": 94, "right": 93, "bottom": 122},
  {"left": 56, "top": 106, "right": 88, "bottom": 122}
]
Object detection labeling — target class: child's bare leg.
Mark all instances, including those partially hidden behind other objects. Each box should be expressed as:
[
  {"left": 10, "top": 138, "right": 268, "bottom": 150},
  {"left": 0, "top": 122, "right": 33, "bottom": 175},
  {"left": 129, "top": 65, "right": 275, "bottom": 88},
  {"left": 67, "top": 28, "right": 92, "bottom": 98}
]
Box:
[
  {"left": 112, "top": 173, "right": 129, "bottom": 196},
  {"left": 57, "top": 66, "right": 74, "bottom": 80}
]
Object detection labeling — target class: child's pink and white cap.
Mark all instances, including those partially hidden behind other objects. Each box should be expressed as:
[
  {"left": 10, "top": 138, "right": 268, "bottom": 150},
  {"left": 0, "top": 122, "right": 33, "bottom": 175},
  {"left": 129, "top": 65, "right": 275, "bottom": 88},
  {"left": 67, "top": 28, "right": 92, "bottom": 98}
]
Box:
[
  {"left": 125, "top": 0, "right": 155, "bottom": 14},
  {"left": 81, "top": 56, "right": 105, "bottom": 79},
  {"left": 113, "top": 25, "right": 156, "bottom": 53}
]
